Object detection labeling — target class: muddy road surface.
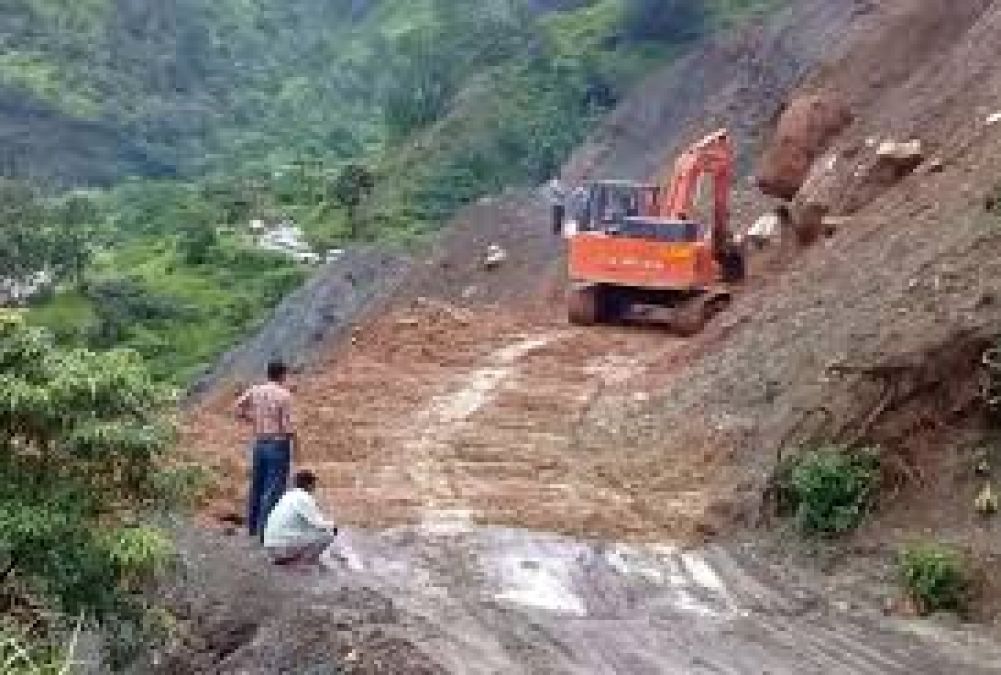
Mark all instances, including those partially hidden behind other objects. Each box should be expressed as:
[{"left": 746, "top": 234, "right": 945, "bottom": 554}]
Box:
[
  {"left": 323, "top": 520, "right": 1001, "bottom": 674},
  {"left": 185, "top": 303, "right": 1001, "bottom": 673}
]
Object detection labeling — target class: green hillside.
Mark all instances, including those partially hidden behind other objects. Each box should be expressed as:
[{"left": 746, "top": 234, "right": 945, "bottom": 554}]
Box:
[{"left": 2, "top": 0, "right": 778, "bottom": 385}]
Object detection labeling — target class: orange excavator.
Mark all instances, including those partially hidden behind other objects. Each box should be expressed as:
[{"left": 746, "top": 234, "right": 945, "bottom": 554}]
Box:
[{"left": 557, "top": 129, "right": 745, "bottom": 334}]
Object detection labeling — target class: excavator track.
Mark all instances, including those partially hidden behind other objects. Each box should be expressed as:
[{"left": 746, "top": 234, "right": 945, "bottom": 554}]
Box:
[
  {"left": 568, "top": 285, "right": 602, "bottom": 325},
  {"left": 670, "top": 291, "right": 731, "bottom": 336}
]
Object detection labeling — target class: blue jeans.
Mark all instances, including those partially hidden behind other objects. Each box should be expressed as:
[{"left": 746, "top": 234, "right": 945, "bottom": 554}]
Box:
[{"left": 247, "top": 437, "right": 291, "bottom": 539}]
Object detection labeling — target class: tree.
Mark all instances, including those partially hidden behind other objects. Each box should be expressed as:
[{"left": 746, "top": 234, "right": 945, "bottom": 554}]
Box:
[
  {"left": 86, "top": 277, "right": 193, "bottom": 348},
  {"left": 52, "top": 193, "right": 101, "bottom": 287},
  {"left": 0, "top": 313, "right": 173, "bottom": 655},
  {"left": 621, "top": 0, "right": 707, "bottom": 43},
  {"left": 380, "top": 27, "right": 458, "bottom": 140},
  {"left": 175, "top": 199, "right": 220, "bottom": 265},
  {"left": 0, "top": 180, "right": 50, "bottom": 280},
  {"left": 329, "top": 163, "right": 375, "bottom": 239}
]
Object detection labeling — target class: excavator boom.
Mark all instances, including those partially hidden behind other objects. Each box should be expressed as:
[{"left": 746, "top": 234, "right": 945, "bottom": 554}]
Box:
[{"left": 657, "top": 129, "right": 733, "bottom": 254}]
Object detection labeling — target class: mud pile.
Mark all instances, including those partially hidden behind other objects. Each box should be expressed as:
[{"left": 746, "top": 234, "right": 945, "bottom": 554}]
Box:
[{"left": 639, "top": 0, "right": 1001, "bottom": 524}]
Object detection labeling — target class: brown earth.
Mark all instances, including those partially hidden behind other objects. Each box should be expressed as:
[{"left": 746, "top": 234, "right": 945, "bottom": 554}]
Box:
[
  {"left": 190, "top": 0, "right": 1001, "bottom": 574},
  {"left": 189, "top": 0, "right": 873, "bottom": 543},
  {"left": 181, "top": 0, "right": 1001, "bottom": 668}
]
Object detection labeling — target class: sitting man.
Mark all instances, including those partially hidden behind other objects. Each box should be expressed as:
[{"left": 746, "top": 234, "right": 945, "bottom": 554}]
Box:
[{"left": 263, "top": 470, "right": 338, "bottom": 569}]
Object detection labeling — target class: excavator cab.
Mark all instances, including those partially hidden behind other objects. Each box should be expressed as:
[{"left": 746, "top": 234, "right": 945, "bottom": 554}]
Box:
[{"left": 577, "top": 180, "right": 660, "bottom": 232}]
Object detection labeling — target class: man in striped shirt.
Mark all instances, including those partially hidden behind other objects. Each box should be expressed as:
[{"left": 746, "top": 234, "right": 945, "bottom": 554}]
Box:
[{"left": 236, "top": 360, "right": 296, "bottom": 540}]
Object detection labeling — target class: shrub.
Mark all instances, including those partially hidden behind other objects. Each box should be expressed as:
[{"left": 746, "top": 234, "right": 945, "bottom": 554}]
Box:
[
  {"left": 780, "top": 446, "right": 881, "bottom": 535},
  {"left": 1, "top": 626, "right": 67, "bottom": 675},
  {"left": 899, "top": 543, "right": 968, "bottom": 614},
  {"left": 151, "top": 463, "right": 214, "bottom": 512},
  {"left": 85, "top": 278, "right": 196, "bottom": 348},
  {"left": 0, "top": 313, "right": 175, "bottom": 661}
]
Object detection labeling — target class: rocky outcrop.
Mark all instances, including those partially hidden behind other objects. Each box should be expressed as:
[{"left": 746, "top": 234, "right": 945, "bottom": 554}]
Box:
[{"left": 756, "top": 92, "right": 854, "bottom": 200}]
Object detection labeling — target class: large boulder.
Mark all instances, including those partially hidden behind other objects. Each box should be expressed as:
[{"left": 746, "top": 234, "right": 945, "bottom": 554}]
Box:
[
  {"left": 756, "top": 92, "right": 854, "bottom": 200},
  {"left": 790, "top": 150, "right": 846, "bottom": 243}
]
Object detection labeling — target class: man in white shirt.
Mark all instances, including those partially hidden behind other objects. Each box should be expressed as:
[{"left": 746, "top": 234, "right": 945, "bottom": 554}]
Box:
[{"left": 263, "top": 470, "right": 337, "bottom": 568}]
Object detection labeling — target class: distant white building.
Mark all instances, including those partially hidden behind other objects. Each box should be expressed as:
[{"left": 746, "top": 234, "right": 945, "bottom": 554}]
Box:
[
  {"left": 0, "top": 270, "right": 53, "bottom": 307},
  {"left": 252, "top": 219, "right": 325, "bottom": 265}
]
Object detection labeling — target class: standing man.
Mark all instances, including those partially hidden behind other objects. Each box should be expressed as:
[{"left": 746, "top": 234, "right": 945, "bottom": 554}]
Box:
[
  {"left": 567, "top": 184, "right": 590, "bottom": 236},
  {"left": 543, "top": 177, "right": 567, "bottom": 235},
  {"left": 236, "top": 360, "right": 295, "bottom": 540},
  {"left": 264, "top": 470, "right": 338, "bottom": 570}
]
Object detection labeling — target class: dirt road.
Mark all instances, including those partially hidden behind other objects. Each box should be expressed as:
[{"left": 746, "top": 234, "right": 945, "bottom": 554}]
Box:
[
  {"left": 191, "top": 299, "right": 737, "bottom": 542},
  {"left": 186, "top": 304, "right": 1001, "bottom": 673}
]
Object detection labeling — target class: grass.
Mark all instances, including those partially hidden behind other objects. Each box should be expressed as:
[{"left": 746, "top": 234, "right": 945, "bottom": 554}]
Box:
[
  {"left": 25, "top": 289, "right": 96, "bottom": 341},
  {"left": 899, "top": 543, "right": 969, "bottom": 615},
  {"left": 28, "top": 236, "right": 306, "bottom": 385}
]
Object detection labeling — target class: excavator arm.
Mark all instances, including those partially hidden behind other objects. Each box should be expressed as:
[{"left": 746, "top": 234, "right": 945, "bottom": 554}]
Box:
[{"left": 656, "top": 129, "right": 733, "bottom": 257}]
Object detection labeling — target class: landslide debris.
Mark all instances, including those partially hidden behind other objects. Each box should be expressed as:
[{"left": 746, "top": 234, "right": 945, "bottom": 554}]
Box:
[{"left": 756, "top": 92, "right": 854, "bottom": 201}]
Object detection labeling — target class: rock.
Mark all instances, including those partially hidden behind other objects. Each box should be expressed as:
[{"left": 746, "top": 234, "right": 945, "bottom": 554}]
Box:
[
  {"left": 866, "top": 139, "right": 925, "bottom": 187},
  {"left": 875, "top": 139, "right": 924, "bottom": 170},
  {"left": 746, "top": 211, "right": 781, "bottom": 243},
  {"left": 791, "top": 151, "right": 845, "bottom": 243},
  {"left": 986, "top": 112, "right": 1001, "bottom": 126},
  {"left": 917, "top": 158, "right": 945, "bottom": 175},
  {"left": 975, "top": 482, "right": 998, "bottom": 516},
  {"left": 756, "top": 92, "right": 854, "bottom": 200},
  {"left": 484, "top": 244, "right": 508, "bottom": 269}
]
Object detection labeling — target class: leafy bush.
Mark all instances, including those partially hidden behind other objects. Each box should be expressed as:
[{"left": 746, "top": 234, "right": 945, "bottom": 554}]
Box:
[
  {"left": 899, "top": 543, "right": 968, "bottom": 614},
  {"left": 0, "top": 313, "right": 175, "bottom": 662},
  {"left": 151, "top": 463, "right": 214, "bottom": 512},
  {"left": 85, "top": 278, "right": 197, "bottom": 348},
  {"left": 780, "top": 446, "right": 881, "bottom": 535},
  {"left": 1, "top": 626, "right": 67, "bottom": 675}
]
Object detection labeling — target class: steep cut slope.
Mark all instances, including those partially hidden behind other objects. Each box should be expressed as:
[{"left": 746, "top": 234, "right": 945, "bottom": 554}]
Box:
[
  {"left": 191, "top": 0, "right": 1001, "bottom": 540},
  {"left": 624, "top": 0, "right": 1001, "bottom": 530},
  {"left": 562, "top": 0, "right": 863, "bottom": 183}
]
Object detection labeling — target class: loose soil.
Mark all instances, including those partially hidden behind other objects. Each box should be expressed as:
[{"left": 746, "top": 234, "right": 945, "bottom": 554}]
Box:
[{"left": 178, "top": 0, "right": 1001, "bottom": 670}]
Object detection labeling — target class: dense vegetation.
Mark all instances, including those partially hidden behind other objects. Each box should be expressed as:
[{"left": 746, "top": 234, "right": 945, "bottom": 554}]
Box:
[
  {"left": 3, "top": 0, "right": 782, "bottom": 384},
  {"left": 0, "top": 312, "right": 182, "bottom": 669}
]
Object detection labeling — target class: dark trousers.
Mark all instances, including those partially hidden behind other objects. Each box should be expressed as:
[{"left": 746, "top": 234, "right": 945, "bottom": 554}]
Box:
[
  {"left": 247, "top": 437, "right": 291, "bottom": 539},
  {"left": 552, "top": 204, "right": 565, "bottom": 235}
]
